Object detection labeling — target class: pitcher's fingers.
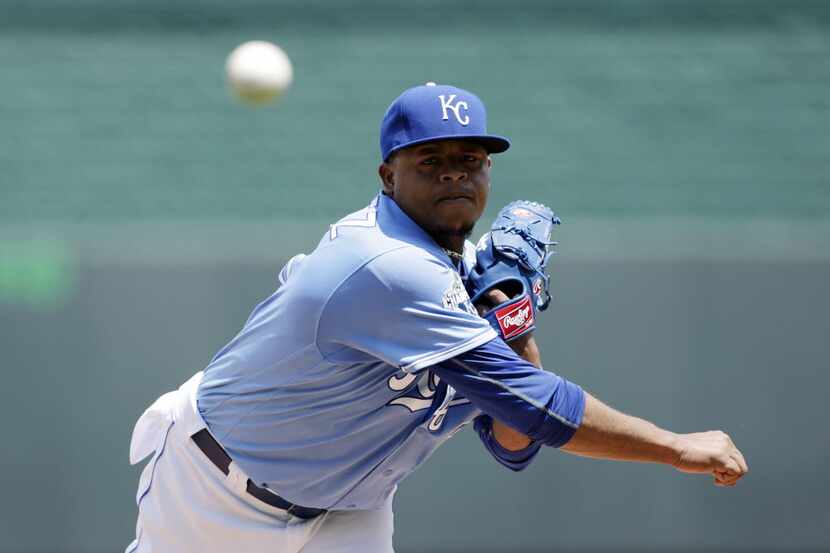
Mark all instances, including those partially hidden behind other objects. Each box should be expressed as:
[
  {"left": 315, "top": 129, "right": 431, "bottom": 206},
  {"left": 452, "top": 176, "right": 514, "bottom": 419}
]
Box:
[
  {"left": 722, "top": 457, "right": 742, "bottom": 475},
  {"left": 485, "top": 288, "right": 510, "bottom": 304},
  {"left": 733, "top": 448, "right": 749, "bottom": 474},
  {"left": 715, "top": 480, "right": 737, "bottom": 488},
  {"left": 714, "top": 478, "right": 734, "bottom": 488},
  {"left": 475, "top": 288, "right": 510, "bottom": 315},
  {"left": 714, "top": 468, "right": 737, "bottom": 481},
  {"left": 715, "top": 469, "right": 743, "bottom": 485}
]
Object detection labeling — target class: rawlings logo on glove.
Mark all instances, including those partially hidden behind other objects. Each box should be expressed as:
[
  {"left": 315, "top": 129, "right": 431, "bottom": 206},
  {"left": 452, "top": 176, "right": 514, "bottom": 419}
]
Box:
[
  {"left": 495, "top": 297, "right": 534, "bottom": 339},
  {"left": 466, "top": 200, "right": 560, "bottom": 342}
]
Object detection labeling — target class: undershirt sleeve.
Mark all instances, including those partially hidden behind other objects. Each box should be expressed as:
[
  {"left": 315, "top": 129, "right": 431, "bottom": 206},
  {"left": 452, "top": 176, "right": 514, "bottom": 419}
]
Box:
[
  {"left": 473, "top": 415, "right": 543, "bottom": 471},
  {"left": 432, "top": 336, "right": 585, "bottom": 448}
]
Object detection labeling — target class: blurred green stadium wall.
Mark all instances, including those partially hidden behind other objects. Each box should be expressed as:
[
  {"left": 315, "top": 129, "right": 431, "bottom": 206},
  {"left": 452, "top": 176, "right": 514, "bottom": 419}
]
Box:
[{"left": 1, "top": 1, "right": 828, "bottom": 552}]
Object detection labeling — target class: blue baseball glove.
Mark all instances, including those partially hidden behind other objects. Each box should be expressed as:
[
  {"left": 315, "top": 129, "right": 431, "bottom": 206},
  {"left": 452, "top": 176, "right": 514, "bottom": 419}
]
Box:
[{"left": 466, "top": 201, "right": 561, "bottom": 342}]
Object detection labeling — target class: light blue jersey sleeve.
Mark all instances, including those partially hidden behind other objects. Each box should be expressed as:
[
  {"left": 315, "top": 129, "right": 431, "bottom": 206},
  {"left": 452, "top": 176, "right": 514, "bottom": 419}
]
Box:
[
  {"left": 317, "top": 246, "right": 497, "bottom": 373},
  {"left": 277, "top": 253, "right": 307, "bottom": 286}
]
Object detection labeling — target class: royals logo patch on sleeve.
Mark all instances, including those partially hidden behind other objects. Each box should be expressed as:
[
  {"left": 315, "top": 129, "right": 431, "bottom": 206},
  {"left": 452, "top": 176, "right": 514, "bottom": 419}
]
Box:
[
  {"left": 442, "top": 272, "right": 477, "bottom": 315},
  {"left": 494, "top": 296, "right": 534, "bottom": 339}
]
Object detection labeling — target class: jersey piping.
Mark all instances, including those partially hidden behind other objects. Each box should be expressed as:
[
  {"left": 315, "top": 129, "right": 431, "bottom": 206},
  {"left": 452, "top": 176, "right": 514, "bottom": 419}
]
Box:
[
  {"left": 402, "top": 326, "right": 497, "bottom": 373},
  {"left": 446, "top": 357, "right": 581, "bottom": 429}
]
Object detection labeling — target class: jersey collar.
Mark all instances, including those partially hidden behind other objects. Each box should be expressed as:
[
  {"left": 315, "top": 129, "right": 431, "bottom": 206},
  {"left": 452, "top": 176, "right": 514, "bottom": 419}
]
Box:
[{"left": 376, "top": 192, "right": 461, "bottom": 270}]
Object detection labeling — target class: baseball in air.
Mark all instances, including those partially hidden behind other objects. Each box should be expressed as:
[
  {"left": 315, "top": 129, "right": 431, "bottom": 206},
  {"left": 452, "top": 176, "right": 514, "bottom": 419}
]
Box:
[{"left": 225, "top": 40, "right": 293, "bottom": 106}]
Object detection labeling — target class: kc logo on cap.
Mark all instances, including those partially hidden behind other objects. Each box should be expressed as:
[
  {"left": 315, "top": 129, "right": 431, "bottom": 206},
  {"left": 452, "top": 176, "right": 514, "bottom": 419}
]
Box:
[
  {"left": 439, "top": 94, "right": 470, "bottom": 126},
  {"left": 379, "top": 82, "right": 510, "bottom": 161}
]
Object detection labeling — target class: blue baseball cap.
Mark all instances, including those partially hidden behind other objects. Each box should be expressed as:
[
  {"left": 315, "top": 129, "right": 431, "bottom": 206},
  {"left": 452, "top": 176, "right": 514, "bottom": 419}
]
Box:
[{"left": 380, "top": 82, "right": 511, "bottom": 161}]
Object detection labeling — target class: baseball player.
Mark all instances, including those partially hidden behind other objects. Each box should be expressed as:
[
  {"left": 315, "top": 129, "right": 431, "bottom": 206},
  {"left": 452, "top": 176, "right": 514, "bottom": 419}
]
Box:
[{"left": 125, "top": 83, "right": 747, "bottom": 553}]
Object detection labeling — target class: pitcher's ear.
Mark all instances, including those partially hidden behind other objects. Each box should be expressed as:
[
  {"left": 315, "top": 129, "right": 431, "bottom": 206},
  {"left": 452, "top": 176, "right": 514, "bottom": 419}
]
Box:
[{"left": 378, "top": 163, "right": 395, "bottom": 194}]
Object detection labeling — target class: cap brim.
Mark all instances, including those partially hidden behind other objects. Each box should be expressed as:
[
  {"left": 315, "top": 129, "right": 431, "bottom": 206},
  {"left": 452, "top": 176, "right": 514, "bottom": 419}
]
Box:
[{"left": 386, "top": 134, "right": 510, "bottom": 160}]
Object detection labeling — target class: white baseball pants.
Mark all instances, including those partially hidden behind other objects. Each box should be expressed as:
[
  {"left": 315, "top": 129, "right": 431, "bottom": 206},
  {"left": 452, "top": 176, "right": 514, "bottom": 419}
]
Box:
[{"left": 125, "top": 372, "right": 395, "bottom": 553}]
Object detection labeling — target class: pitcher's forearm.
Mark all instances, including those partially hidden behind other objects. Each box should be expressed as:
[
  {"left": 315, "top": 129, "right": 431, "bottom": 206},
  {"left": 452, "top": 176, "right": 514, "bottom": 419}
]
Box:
[{"left": 560, "top": 392, "right": 680, "bottom": 465}]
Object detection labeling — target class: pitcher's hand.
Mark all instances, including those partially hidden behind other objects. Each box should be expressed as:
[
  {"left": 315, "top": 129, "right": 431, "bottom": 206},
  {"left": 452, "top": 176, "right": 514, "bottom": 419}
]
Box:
[{"left": 673, "top": 431, "right": 749, "bottom": 487}]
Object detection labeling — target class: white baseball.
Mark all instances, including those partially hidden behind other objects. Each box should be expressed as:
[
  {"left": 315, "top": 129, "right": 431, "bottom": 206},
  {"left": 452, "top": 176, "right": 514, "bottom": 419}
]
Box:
[{"left": 225, "top": 40, "right": 293, "bottom": 106}]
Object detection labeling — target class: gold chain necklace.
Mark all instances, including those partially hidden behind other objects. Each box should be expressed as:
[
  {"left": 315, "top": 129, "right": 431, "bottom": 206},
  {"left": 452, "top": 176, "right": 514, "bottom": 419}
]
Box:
[{"left": 443, "top": 248, "right": 464, "bottom": 262}]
